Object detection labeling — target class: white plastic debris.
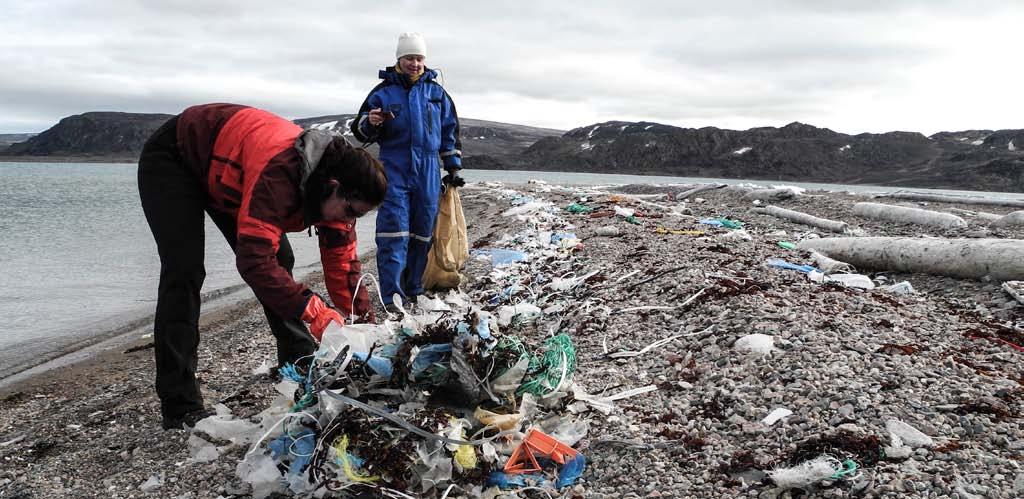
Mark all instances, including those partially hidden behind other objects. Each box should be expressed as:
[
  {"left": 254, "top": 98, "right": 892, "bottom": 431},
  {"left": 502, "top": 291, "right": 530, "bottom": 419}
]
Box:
[
  {"left": 886, "top": 419, "right": 935, "bottom": 448},
  {"left": 140, "top": 473, "right": 163, "bottom": 493},
  {"left": 236, "top": 453, "right": 284, "bottom": 499},
  {"left": 768, "top": 456, "right": 843, "bottom": 490},
  {"left": 568, "top": 384, "right": 657, "bottom": 415},
  {"left": 490, "top": 356, "right": 530, "bottom": 395},
  {"left": 501, "top": 200, "right": 553, "bottom": 217},
  {"left": 808, "top": 271, "right": 875, "bottom": 290},
  {"left": 880, "top": 281, "right": 915, "bottom": 294},
  {"left": 546, "top": 270, "right": 600, "bottom": 292},
  {"left": 495, "top": 303, "right": 542, "bottom": 326},
  {"left": 188, "top": 434, "right": 221, "bottom": 463},
  {"left": 761, "top": 408, "right": 793, "bottom": 426},
  {"left": 719, "top": 229, "right": 753, "bottom": 241},
  {"left": 443, "top": 290, "right": 471, "bottom": 308},
  {"left": 595, "top": 225, "right": 621, "bottom": 237},
  {"left": 417, "top": 295, "right": 451, "bottom": 312},
  {"left": 546, "top": 417, "right": 590, "bottom": 446},
  {"left": 251, "top": 358, "right": 274, "bottom": 376},
  {"left": 613, "top": 205, "right": 635, "bottom": 217},
  {"left": 734, "top": 334, "right": 775, "bottom": 356},
  {"left": 318, "top": 321, "right": 396, "bottom": 371},
  {"left": 193, "top": 404, "right": 260, "bottom": 446}
]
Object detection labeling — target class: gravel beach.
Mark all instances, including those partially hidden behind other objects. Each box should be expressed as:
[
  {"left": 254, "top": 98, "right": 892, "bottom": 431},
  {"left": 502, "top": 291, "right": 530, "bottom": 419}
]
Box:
[{"left": 2, "top": 181, "right": 1023, "bottom": 498}]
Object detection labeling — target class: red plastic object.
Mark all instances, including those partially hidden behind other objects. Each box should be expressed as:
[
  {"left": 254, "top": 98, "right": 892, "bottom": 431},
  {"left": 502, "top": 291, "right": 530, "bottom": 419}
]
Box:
[{"left": 504, "top": 429, "right": 579, "bottom": 474}]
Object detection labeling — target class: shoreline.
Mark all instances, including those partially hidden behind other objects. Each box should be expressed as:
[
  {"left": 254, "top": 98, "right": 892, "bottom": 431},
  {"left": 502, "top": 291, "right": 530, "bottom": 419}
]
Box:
[
  {"left": 4, "top": 157, "right": 1024, "bottom": 196},
  {"left": 0, "top": 257, "right": 327, "bottom": 386},
  {"left": 2, "top": 182, "right": 1024, "bottom": 497}
]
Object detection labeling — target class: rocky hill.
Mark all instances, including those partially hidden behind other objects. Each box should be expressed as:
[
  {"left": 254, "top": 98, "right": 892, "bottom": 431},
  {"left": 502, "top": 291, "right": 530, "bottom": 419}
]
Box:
[
  {"left": 3, "top": 112, "right": 173, "bottom": 159},
  {"left": 516, "top": 121, "right": 1024, "bottom": 192}
]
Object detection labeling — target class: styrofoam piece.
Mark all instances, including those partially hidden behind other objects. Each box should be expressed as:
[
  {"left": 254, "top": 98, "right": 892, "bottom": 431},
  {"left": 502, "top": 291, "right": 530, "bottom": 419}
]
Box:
[
  {"left": 762, "top": 408, "right": 793, "bottom": 426},
  {"left": 735, "top": 334, "right": 775, "bottom": 356}
]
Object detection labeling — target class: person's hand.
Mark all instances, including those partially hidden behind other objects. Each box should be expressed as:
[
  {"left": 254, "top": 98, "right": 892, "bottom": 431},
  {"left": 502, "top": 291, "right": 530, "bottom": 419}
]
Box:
[
  {"left": 442, "top": 169, "right": 465, "bottom": 188},
  {"left": 301, "top": 295, "right": 344, "bottom": 342},
  {"left": 368, "top": 108, "right": 387, "bottom": 126}
]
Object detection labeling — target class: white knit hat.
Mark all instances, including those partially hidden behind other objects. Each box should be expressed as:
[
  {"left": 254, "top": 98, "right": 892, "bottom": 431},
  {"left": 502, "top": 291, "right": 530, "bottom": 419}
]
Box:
[{"left": 395, "top": 32, "right": 427, "bottom": 59}]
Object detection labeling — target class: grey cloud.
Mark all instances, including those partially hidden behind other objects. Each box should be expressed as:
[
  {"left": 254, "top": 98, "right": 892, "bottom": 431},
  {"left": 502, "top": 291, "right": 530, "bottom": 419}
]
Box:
[{"left": 0, "top": 1, "right": 1021, "bottom": 134}]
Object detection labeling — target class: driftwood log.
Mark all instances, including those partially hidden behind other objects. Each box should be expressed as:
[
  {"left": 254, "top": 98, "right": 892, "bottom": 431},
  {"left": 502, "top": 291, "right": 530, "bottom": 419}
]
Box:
[
  {"left": 879, "top": 191, "right": 1024, "bottom": 209},
  {"left": 755, "top": 205, "right": 849, "bottom": 233},
  {"left": 853, "top": 202, "right": 968, "bottom": 229},
  {"left": 799, "top": 237, "right": 1024, "bottom": 281}
]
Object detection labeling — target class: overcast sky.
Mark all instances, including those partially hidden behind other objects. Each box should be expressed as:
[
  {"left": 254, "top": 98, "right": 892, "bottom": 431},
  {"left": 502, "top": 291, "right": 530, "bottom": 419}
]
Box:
[{"left": 2, "top": 1, "right": 1021, "bottom": 135}]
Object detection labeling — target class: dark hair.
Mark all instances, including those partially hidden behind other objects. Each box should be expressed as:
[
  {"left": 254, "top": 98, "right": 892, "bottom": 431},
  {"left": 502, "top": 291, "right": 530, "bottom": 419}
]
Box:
[{"left": 308, "top": 137, "right": 388, "bottom": 213}]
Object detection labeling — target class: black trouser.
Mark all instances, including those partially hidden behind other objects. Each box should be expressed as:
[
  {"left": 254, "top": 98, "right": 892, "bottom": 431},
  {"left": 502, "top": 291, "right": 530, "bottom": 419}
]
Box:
[{"left": 137, "top": 117, "right": 316, "bottom": 420}]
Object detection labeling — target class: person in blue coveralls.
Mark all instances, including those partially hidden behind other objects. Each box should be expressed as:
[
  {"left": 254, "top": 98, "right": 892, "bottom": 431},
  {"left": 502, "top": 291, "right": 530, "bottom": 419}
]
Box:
[{"left": 351, "top": 32, "right": 464, "bottom": 312}]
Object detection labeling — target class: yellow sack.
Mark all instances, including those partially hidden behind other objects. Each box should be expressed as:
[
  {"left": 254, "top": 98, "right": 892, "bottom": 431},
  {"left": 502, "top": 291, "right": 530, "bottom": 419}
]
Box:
[{"left": 423, "top": 187, "right": 469, "bottom": 290}]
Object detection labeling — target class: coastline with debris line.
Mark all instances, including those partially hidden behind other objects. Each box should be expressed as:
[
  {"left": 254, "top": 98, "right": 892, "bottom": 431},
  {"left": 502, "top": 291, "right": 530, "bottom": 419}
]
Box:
[{"left": 2, "top": 180, "right": 1024, "bottom": 497}]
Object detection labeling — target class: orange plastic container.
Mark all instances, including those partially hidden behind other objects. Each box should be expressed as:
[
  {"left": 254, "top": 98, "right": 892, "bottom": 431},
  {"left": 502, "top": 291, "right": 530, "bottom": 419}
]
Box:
[{"left": 504, "top": 429, "right": 579, "bottom": 474}]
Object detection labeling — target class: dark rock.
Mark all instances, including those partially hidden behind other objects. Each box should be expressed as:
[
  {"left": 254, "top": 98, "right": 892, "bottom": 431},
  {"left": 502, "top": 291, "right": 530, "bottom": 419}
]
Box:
[{"left": 3, "top": 112, "right": 172, "bottom": 158}]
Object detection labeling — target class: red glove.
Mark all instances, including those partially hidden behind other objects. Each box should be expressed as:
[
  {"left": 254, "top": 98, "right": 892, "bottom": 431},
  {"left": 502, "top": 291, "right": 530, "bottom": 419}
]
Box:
[{"left": 301, "top": 295, "right": 344, "bottom": 342}]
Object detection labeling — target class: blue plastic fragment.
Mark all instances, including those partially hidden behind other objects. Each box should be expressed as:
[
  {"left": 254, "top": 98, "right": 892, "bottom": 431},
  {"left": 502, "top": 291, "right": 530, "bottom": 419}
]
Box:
[
  {"left": 486, "top": 471, "right": 547, "bottom": 489},
  {"left": 699, "top": 219, "right": 725, "bottom": 227},
  {"left": 409, "top": 344, "right": 453, "bottom": 379},
  {"left": 268, "top": 429, "right": 316, "bottom": 476},
  {"left": 556, "top": 454, "right": 587, "bottom": 488},
  {"left": 550, "top": 232, "right": 578, "bottom": 244},
  {"left": 351, "top": 352, "right": 395, "bottom": 378},
  {"left": 766, "top": 258, "right": 820, "bottom": 274}
]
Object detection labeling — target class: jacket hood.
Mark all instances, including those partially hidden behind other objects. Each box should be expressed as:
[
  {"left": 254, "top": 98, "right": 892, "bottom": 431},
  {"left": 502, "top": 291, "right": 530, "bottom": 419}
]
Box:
[{"left": 295, "top": 128, "right": 339, "bottom": 226}]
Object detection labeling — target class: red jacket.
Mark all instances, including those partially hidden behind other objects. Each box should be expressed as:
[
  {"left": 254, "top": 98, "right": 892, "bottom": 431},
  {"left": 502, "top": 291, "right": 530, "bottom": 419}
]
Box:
[{"left": 176, "top": 103, "right": 370, "bottom": 320}]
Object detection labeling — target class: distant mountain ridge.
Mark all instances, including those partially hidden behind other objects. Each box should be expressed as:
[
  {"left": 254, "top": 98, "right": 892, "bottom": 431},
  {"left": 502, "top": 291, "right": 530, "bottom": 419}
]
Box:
[
  {"left": 517, "top": 121, "right": 1024, "bottom": 192},
  {"left": 3, "top": 111, "right": 1022, "bottom": 192},
  {"left": 0, "top": 133, "right": 36, "bottom": 148},
  {"left": 292, "top": 114, "right": 563, "bottom": 164}
]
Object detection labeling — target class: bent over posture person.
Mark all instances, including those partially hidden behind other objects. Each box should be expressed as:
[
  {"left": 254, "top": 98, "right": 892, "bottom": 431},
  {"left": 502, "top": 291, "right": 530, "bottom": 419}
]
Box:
[
  {"left": 351, "top": 32, "right": 463, "bottom": 311},
  {"left": 138, "top": 103, "right": 387, "bottom": 429}
]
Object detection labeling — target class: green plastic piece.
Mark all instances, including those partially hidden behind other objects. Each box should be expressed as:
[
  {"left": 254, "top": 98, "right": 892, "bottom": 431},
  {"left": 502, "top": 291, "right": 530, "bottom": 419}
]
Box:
[
  {"left": 778, "top": 241, "right": 796, "bottom": 250},
  {"left": 565, "top": 203, "right": 594, "bottom": 214},
  {"left": 716, "top": 218, "right": 744, "bottom": 229}
]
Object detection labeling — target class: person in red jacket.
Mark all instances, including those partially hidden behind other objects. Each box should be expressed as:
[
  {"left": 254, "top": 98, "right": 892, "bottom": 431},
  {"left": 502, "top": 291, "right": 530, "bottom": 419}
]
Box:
[{"left": 138, "top": 103, "right": 387, "bottom": 429}]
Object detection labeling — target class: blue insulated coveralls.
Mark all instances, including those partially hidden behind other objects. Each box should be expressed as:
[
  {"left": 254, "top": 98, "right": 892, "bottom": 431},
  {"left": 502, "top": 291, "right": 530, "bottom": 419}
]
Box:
[{"left": 351, "top": 67, "right": 462, "bottom": 304}]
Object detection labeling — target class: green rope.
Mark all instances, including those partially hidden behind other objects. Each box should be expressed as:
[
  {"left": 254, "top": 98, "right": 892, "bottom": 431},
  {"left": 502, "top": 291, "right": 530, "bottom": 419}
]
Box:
[
  {"left": 517, "top": 334, "right": 576, "bottom": 396},
  {"left": 830, "top": 459, "right": 858, "bottom": 479}
]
